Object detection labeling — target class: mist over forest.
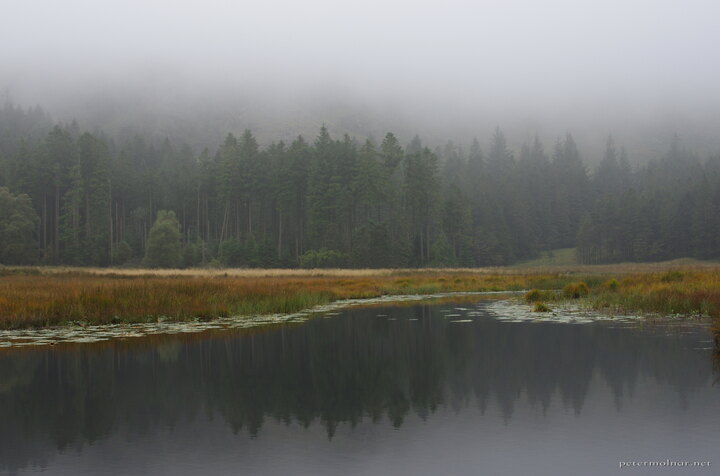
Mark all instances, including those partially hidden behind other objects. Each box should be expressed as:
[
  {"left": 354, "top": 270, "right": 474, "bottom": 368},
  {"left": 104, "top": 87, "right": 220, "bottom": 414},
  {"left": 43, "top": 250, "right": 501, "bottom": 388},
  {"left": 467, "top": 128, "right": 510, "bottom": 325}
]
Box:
[{"left": 1, "top": 0, "right": 720, "bottom": 268}]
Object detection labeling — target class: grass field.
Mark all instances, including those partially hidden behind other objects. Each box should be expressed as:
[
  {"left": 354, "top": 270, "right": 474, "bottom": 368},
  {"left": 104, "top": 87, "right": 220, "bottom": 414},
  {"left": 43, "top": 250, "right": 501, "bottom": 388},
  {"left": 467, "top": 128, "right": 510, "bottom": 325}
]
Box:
[
  {"left": 1, "top": 262, "right": 720, "bottom": 329},
  {"left": 3, "top": 257, "right": 719, "bottom": 277}
]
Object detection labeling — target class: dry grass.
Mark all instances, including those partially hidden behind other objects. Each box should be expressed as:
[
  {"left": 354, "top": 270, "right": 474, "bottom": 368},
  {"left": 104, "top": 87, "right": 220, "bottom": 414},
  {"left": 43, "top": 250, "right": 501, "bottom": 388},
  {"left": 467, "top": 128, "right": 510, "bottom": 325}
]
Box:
[
  {"left": 518, "top": 268, "right": 720, "bottom": 319},
  {"left": 587, "top": 270, "right": 720, "bottom": 318},
  {"left": 4, "top": 257, "right": 719, "bottom": 278},
  {"left": 0, "top": 269, "right": 570, "bottom": 329},
  {"left": 2, "top": 263, "right": 720, "bottom": 329}
]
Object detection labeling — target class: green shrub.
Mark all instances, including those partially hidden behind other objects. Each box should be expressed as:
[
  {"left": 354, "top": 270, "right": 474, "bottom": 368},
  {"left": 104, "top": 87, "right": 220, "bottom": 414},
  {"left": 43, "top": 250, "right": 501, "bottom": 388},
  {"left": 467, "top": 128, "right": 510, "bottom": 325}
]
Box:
[{"left": 533, "top": 302, "right": 551, "bottom": 312}]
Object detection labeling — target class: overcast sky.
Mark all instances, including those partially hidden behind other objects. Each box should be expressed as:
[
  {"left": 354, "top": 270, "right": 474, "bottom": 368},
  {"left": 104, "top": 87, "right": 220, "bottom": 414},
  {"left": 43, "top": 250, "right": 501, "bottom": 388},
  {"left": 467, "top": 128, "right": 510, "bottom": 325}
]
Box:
[{"left": 2, "top": 0, "right": 719, "bottom": 154}]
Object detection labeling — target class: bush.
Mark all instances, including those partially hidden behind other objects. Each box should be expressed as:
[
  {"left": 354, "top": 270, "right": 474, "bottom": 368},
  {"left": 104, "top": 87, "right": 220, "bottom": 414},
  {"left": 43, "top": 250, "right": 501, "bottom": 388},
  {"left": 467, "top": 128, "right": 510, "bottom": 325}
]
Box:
[
  {"left": 563, "top": 281, "right": 590, "bottom": 299},
  {"left": 533, "top": 302, "right": 551, "bottom": 312},
  {"left": 603, "top": 278, "right": 619, "bottom": 291},
  {"left": 524, "top": 288, "right": 557, "bottom": 303}
]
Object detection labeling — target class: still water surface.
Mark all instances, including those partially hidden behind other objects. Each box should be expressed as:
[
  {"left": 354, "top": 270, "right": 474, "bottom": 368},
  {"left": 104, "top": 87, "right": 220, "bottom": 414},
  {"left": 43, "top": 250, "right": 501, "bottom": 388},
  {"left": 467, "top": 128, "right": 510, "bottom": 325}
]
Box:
[{"left": 1, "top": 299, "right": 718, "bottom": 475}]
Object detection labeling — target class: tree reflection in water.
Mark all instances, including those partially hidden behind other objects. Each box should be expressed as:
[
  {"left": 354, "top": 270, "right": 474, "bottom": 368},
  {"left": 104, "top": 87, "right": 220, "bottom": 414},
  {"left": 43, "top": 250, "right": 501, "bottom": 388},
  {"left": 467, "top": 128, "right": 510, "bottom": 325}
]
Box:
[{"left": 0, "top": 302, "right": 716, "bottom": 472}]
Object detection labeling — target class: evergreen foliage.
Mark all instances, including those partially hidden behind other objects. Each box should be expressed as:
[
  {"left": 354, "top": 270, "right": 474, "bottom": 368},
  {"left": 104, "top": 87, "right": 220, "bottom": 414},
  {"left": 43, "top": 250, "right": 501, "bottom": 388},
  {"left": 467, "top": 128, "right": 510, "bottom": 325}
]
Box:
[
  {"left": 1, "top": 102, "right": 719, "bottom": 268},
  {"left": 0, "top": 187, "right": 39, "bottom": 264},
  {"left": 143, "top": 210, "right": 182, "bottom": 268}
]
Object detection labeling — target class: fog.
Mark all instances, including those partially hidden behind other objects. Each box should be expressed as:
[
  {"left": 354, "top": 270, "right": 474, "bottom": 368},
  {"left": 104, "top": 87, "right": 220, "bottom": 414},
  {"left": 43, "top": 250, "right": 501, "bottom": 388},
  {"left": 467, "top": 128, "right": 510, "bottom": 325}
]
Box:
[{"left": 2, "top": 0, "right": 720, "bottom": 159}]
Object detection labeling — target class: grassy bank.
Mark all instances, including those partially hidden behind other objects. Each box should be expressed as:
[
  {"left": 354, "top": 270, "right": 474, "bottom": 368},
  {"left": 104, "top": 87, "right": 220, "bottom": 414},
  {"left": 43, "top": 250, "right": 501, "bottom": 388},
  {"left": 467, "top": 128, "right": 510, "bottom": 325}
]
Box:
[
  {"left": 524, "top": 269, "right": 720, "bottom": 320},
  {"left": 0, "top": 268, "right": 576, "bottom": 329},
  {"left": 2, "top": 264, "right": 720, "bottom": 329}
]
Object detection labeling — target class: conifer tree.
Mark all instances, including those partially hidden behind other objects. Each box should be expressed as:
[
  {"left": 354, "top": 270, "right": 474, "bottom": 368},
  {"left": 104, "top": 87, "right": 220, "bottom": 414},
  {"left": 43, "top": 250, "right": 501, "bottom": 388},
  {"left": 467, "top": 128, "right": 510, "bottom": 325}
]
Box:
[
  {"left": 0, "top": 187, "right": 39, "bottom": 264},
  {"left": 144, "top": 210, "right": 182, "bottom": 268}
]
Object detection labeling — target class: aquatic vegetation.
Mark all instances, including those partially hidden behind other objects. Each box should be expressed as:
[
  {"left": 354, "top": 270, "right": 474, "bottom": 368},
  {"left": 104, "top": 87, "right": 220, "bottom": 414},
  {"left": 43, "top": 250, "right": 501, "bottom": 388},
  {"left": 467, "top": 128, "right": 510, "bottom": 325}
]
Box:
[
  {"left": 532, "top": 302, "right": 551, "bottom": 312},
  {"left": 486, "top": 299, "right": 630, "bottom": 324},
  {"left": 524, "top": 289, "right": 558, "bottom": 303},
  {"left": 514, "top": 269, "right": 720, "bottom": 322},
  {"left": 586, "top": 271, "right": 720, "bottom": 318},
  {"left": 563, "top": 282, "right": 590, "bottom": 299}
]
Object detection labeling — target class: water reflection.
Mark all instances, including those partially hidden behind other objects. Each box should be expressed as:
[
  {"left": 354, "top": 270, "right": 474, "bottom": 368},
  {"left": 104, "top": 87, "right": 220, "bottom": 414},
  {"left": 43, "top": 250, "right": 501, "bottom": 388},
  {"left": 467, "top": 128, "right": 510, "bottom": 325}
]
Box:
[{"left": 0, "top": 302, "right": 717, "bottom": 474}]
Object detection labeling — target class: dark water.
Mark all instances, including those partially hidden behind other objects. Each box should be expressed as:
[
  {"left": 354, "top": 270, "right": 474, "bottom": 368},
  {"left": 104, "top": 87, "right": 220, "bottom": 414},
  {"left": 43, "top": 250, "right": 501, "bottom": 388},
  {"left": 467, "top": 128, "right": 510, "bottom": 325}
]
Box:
[{"left": 1, "top": 300, "right": 719, "bottom": 475}]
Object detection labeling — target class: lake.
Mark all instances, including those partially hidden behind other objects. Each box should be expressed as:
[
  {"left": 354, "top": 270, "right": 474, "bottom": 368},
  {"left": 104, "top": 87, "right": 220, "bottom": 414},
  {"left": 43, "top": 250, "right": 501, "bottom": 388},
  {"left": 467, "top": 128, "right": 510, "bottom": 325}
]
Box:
[{"left": 1, "top": 298, "right": 718, "bottom": 475}]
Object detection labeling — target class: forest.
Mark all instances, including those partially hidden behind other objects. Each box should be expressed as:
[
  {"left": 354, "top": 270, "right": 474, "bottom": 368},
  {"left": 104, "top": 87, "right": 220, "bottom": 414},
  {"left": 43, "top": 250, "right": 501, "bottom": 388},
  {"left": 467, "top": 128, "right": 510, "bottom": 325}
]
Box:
[{"left": 1, "top": 101, "right": 719, "bottom": 268}]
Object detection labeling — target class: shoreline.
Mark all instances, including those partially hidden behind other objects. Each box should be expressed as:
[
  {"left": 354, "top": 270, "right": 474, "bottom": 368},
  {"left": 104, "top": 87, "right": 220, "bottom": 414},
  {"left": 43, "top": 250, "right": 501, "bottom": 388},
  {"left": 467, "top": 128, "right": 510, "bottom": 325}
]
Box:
[
  {"left": 1, "top": 265, "right": 719, "bottom": 333},
  {"left": 0, "top": 291, "right": 522, "bottom": 349}
]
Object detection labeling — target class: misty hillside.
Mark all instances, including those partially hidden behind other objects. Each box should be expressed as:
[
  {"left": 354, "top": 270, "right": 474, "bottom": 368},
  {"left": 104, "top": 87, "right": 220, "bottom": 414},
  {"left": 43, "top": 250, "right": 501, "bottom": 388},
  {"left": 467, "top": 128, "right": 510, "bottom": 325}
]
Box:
[
  {"left": 3, "top": 1, "right": 720, "bottom": 163},
  {"left": 4, "top": 86, "right": 720, "bottom": 166}
]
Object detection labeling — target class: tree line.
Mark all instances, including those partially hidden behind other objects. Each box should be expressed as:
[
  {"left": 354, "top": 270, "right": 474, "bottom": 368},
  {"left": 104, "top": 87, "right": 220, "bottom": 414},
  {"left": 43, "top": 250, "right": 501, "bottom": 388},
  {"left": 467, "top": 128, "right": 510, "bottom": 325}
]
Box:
[{"left": 0, "top": 101, "right": 718, "bottom": 267}]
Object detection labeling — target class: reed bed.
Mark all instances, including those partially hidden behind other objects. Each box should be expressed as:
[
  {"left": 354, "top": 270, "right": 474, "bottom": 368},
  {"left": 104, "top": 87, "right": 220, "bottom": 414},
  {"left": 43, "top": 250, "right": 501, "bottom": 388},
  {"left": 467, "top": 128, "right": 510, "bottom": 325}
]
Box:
[
  {"left": 2, "top": 264, "right": 720, "bottom": 329},
  {"left": 586, "top": 270, "right": 720, "bottom": 318},
  {"left": 0, "top": 270, "right": 571, "bottom": 329},
  {"left": 3, "top": 257, "right": 718, "bottom": 278},
  {"left": 521, "top": 269, "right": 720, "bottom": 319}
]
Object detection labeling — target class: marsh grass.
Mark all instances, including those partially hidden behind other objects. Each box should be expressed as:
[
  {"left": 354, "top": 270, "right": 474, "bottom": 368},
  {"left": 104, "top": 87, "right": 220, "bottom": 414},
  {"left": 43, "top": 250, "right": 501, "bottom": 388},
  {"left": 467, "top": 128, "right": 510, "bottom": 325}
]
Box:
[
  {"left": 524, "top": 289, "right": 560, "bottom": 303},
  {"left": 2, "top": 264, "right": 720, "bottom": 329},
  {"left": 563, "top": 282, "right": 590, "bottom": 299},
  {"left": 3, "top": 258, "right": 718, "bottom": 278},
  {"left": 514, "top": 268, "right": 720, "bottom": 321},
  {"left": 0, "top": 270, "right": 576, "bottom": 328},
  {"left": 585, "top": 271, "right": 720, "bottom": 318}
]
